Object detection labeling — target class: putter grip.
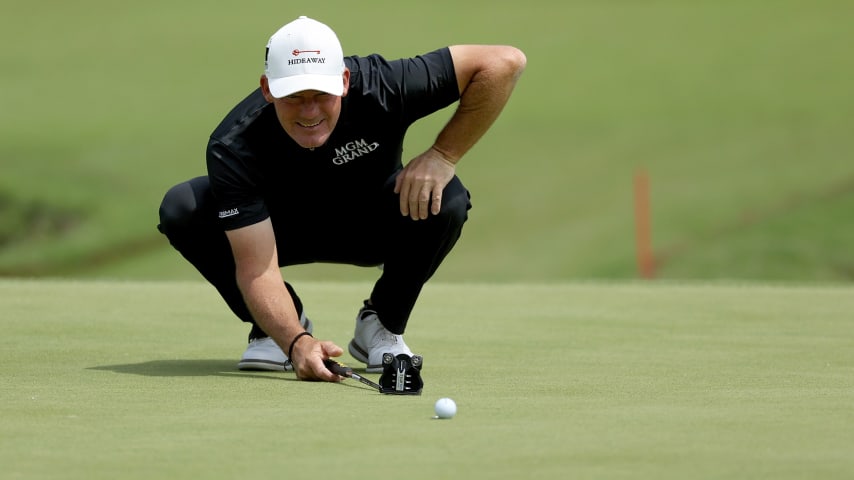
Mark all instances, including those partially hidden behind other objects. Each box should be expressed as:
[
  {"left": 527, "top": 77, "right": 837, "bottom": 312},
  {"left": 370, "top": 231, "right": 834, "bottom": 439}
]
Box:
[{"left": 323, "top": 359, "right": 352, "bottom": 376}]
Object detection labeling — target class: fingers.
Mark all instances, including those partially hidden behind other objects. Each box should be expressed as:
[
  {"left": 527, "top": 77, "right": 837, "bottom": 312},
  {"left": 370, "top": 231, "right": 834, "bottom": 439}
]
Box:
[
  {"left": 413, "top": 186, "right": 443, "bottom": 220},
  {"left": 397, "top": 177, "right": 442, "bottom": 220},
  {"left": 396, "top": 175, "right": 412, "bottom": 218},
  {"left": 431, "top": 191, "right": 442, "bottom": 216},
  {"left": 411, "top": 184, "right": 431, "bottom": 221},
  {"left": 320, "top": 341, "right": 344, "bottom": 360},
  {"left": 293, "top": 339, "right": 344, "bottom": 382},
  {"left": 395, "top": 151, "right": 455, "bottom": 219},
  {"left": 394, "top": 173, "right": 427, "bottom": 219},
  {"left": 300, "top": 356, "right": 339, "bottom": 382}
]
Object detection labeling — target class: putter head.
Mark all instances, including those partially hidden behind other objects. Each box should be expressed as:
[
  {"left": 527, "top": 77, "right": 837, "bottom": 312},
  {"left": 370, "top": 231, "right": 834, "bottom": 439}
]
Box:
[{"left": 379, "top": 353, "right": 423, "bottom": 395}]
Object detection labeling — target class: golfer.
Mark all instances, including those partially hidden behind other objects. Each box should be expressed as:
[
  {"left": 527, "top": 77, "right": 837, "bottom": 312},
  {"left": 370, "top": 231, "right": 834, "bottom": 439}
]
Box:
[{"left": 157, "top": 16, "right": 526, "bottom": 381}]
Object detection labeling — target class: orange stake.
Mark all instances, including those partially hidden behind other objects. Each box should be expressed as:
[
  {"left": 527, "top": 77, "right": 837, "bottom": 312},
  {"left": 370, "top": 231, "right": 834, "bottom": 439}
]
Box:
[{"left": 634, "top": 169, "right": 656, "bottom": 279}]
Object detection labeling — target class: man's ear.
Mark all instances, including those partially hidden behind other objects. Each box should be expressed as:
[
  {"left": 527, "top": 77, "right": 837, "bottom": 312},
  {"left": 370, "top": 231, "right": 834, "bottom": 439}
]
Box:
[
  {"left": 260, "top": 75, "right": 275, "bottom": 103},
  {"left": 341, "top": 68, "right": 351, "bottom": 97}
]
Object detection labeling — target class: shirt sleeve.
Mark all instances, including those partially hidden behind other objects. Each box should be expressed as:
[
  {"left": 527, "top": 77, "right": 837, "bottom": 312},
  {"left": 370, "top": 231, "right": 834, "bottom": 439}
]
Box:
[
  {"left": 350, "top": 47, "right": 460, "bottom": 126},
  {"left": 206, "top": 140, "right": 270, "bottom": 231},
  {"left": 398, "top": 47, "right": 460, "bottom": 124}
]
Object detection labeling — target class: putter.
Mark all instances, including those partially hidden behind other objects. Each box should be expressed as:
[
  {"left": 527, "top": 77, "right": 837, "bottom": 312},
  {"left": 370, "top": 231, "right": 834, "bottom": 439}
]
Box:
[
  {"left": 324, "top": 359, "right": 382, "bottom": 392},
  {"left": 378, "top": 353, "right": 423, "bottom": 395},
  {"left": 324, "top": 355, "right": 424, "bottom": 395}
]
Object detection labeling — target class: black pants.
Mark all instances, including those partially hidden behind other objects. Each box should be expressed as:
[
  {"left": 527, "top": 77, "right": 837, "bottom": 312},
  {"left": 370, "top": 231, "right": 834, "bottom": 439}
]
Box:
[{"left": 157, "top": 173, "right": 470, "bottom": 336}]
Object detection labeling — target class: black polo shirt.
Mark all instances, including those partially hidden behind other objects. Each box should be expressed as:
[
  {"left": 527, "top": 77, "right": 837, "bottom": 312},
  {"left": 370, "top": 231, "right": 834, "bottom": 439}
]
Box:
[{"left": 206, "top": 47, "right": 459, "bottom": 232}]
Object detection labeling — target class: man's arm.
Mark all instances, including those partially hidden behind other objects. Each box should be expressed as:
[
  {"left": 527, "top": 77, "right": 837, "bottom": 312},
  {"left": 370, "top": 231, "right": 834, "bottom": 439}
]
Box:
[
  {"left": 395, "top": 44, "right": 527, "bottom": 220},
  {"left": 225, "top": 219, "right": 343, "bottom": 381}
]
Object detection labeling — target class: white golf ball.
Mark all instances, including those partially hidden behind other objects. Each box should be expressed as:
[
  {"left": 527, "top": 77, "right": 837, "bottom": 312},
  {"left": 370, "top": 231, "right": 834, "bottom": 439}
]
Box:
[{"left": 434, "top": 397, "right": 457, "bottom": 419}]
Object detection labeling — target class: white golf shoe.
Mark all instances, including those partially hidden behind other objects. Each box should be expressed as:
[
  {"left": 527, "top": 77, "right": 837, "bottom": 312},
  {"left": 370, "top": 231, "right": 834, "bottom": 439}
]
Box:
[
  {"left": 348, "top": 302, "right": 413, "bottom": 373},
  {"left": 237, "top": 313, "right": 313, "bottom": 371}
]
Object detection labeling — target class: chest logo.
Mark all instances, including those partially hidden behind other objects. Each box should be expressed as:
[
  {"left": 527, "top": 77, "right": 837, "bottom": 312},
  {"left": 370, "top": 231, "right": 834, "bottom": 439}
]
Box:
[{"left": 332, "top": 138, "right": 380, "bottom": 165}]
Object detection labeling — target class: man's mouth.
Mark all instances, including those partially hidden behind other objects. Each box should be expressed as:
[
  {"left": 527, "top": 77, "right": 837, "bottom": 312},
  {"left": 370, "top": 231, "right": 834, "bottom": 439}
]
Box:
[{"left": 298, "top": 119, "right": 323, "bottom": 128}]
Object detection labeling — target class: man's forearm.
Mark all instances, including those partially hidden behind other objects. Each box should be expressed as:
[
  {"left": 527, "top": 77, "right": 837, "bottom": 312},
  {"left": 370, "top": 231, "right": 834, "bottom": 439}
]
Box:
[{"left": 237, "top": 270, "right": 306, "bottom": 350}]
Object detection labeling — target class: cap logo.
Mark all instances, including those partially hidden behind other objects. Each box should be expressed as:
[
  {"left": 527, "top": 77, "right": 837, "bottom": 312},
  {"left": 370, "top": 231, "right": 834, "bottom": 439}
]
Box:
[{"left": 264, "top": 17, "right": 345, "bottom": 97}]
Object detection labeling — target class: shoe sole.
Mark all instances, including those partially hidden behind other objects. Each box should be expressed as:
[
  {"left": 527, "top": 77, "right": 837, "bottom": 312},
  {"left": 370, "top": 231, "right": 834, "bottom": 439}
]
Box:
[{"left": 348, "top": 339, "right": 383, "bottom": 373}]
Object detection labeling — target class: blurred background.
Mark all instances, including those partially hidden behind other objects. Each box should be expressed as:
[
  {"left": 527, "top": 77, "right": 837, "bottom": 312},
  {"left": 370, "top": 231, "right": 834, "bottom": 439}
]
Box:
[{"left": 1, "top": 0, "right": 852, "bottom": 283}]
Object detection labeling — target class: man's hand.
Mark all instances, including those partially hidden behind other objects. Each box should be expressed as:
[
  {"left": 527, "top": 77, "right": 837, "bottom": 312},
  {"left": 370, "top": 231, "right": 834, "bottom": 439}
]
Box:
[
  {"left": 394, "top": 146, "right": 456, "bottom": 220},
  {"left": 290, "top": 336, "right": 345, "bottom": 382}
]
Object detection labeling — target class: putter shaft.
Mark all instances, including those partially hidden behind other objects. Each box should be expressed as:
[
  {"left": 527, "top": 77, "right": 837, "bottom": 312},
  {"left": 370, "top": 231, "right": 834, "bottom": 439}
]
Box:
[
  {"left": 348, "top": 371, "right": 382, "bottom": 391},
  {"left": 324, "top": 359, "right": 381, "bottom": 392}
]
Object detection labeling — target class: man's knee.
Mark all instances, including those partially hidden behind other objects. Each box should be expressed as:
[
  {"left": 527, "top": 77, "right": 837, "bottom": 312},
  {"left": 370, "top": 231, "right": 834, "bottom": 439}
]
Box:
[
  {"left": 158, "top": 176, "right": 209, "bottom": 235},
  {"left": 438, "top": 177, "right": 472, "bottom": 229}
]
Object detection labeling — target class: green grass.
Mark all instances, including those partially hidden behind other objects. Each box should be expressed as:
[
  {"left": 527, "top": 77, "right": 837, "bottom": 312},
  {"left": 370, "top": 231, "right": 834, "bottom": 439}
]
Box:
[
  {"left": 2, "top": 0, "right": 854, "bottom": 281},
  {"left": 2, "top": 279, "right": 853, "bottom": 479},
  {"left": 5, "top": 3, "right": 853, "bottom": 477}
]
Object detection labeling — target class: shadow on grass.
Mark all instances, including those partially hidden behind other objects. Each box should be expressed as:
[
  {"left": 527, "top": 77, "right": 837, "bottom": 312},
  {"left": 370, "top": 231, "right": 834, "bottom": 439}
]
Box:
[
  {"left": 89, "top": 359, "right": 294, "bottom": 381},
  {"left": 88, "top": 360, "right": 377, "bottom": 392}
]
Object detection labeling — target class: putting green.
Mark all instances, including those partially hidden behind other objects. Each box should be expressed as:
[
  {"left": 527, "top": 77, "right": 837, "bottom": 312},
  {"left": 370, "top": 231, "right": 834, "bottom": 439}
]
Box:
[{"left": 1, "top": 279, "right": 852, "bottom": 479}]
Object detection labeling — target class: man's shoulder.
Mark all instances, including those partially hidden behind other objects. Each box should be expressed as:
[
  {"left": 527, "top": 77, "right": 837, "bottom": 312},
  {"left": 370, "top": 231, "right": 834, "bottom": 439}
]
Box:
[
  {"left": 342, "top": 48, "right": 457, "bottom": 119},
  {"left": 344, "top": 48, "right": 453, "bottom": 99},
  {"left": 344, "top": 48, "right": 452, "bottom": 78},
  {"left": 210, "top": 88, "right": 273, "bottom": 145}
]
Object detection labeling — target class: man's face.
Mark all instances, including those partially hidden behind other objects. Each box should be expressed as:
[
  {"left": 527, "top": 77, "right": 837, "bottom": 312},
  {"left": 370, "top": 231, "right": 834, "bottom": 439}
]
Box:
[{"left": 261, "top": 71, "right": 350, "bottom": 149}]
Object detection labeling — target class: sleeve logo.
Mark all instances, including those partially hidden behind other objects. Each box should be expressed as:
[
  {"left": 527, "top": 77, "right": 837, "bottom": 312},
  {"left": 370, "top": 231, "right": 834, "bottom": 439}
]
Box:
[{"left": 218, "top": 208, "right": 240, "bottom": 219}]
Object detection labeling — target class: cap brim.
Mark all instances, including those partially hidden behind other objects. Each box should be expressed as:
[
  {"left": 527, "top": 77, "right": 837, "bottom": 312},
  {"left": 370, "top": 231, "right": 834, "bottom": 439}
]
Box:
[{"left": 268, "top": 74, "right": 344, "bottom": 98}]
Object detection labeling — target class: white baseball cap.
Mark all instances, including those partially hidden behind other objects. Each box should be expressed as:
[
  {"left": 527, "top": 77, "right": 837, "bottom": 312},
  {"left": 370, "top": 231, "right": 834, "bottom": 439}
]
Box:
[{"left": 264, "top": 16, "right": 345, "bottom": 98}]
